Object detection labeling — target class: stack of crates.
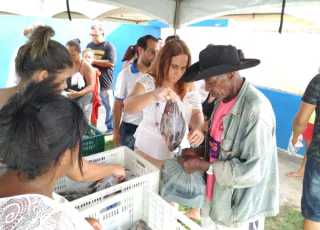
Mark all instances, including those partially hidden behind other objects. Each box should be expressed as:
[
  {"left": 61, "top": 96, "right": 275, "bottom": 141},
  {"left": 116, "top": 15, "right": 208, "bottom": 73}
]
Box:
[{"left": 54, "top": 146, "right": 204, "bottom": 230}]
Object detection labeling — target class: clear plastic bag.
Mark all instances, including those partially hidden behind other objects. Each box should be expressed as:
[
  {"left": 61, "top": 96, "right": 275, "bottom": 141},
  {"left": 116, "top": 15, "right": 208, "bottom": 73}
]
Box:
[
  {"left": 59, "top": 169, "right": 138, "bottom": 202},
  {"left": 124, "top": 168, "right": 137, "bottom": 181},
  {"left": 89, "top": 175, "right": 120, "bottom": 194},
  {"left": 287, "top": 133, "right": 303, "bottom": 155},
  {"left": 160, "top": 100, "right": 186, "bottom": 152},
  {"left": 160, "top": 100, "right": 206, "bottom": 208},
  {"left": 161, "top": 156, "right": 206, "bottom": 208},
  {"left": 130, "top": 220, "right": 152, "bottom": 230},
  {"left": 59, "top": 191, "right": 87, "bottom": 202}
]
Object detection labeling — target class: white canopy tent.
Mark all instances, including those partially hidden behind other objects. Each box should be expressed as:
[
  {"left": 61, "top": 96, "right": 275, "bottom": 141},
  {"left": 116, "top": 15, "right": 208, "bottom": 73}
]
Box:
[
  {"left": 88, "top": 0, "right": 320, "bottom": 30},
  {"left": 1, "top": 0, "right": 320, "bottom": 30}
]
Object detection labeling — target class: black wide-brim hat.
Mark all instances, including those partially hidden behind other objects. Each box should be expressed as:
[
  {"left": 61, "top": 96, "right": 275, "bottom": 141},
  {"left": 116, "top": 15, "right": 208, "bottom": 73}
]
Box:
[{"left": 184, "top": 45, "right": 261, "bottom": 82}]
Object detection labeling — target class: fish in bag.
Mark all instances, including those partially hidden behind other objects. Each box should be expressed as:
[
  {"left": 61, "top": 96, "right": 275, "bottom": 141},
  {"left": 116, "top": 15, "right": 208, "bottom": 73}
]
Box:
[
  {"left": 160, "top": 100, "right": 186, "bottom": 152},
  {"left": 160, "top": 100, "right": 206, "bottom": 208}
]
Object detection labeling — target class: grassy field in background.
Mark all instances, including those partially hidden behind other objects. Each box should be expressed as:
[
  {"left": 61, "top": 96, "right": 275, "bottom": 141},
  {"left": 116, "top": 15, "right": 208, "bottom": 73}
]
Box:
[
  {"left": 105, "top": 140, "right": 115, "bottom": 150},
  {"left": 104, "top": 141, "right": 304, "bottom": 230},
  {"left": 265, "top": 206, "right": 304, "bottom": 230}
]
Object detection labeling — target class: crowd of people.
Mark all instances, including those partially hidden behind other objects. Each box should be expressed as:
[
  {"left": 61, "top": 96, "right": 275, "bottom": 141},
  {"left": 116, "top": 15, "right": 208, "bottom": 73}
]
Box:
[{"left": 0, "top": 21, "right": 320, "bottom": 230}]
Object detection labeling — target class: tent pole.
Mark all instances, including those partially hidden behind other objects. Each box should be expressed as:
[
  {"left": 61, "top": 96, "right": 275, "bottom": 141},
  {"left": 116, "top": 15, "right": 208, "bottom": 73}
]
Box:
[
  {"left": 173, "top": 0, "right": 182, "bottom": 35},
  {"left": 66, "top": 0, "right": 72, "bottom": 21}
]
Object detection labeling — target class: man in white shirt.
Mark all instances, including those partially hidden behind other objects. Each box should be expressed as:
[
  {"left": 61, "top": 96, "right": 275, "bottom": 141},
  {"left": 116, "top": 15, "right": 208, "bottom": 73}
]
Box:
[{"left": 113, "top": 35, "right": 159, "bottom": 149}]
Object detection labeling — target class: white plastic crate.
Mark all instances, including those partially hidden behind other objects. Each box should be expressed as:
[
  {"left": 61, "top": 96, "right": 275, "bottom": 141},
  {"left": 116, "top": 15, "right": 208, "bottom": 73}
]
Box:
[
  {"left": 54, "top": 147, "right": 160, "bottom": 210},
  {"left": 80, "top": 187, "right": 203, "bottom": 230}
]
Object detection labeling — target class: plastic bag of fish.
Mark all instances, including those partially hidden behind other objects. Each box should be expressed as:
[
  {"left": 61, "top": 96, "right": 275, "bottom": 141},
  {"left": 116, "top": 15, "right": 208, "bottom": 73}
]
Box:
[
  {"left": 160, "top": 100, "right": 206, "bottom": 208},
  {"left": 89, "top": 175, "right": 120, "bottom": 194},
  {"left": 160, "top": 100, "right": 186, "bottom": 152},
  {"left": 59, "top": 175, "right": 119, "bottom": 202},
  {"left": 59, "top": 168, "right": 137, "bottom": 202},
  {"left": 161, "top": 157, "right": 206, "bottom": 208},
  {"left": 130, "top": 220, "right": 152, "bottom": 230}
]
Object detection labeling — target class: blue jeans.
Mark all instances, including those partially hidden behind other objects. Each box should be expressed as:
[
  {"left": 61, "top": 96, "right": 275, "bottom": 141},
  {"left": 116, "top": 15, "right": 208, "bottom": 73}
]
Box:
[
  {"left": 120, "top": 121, "right": 138, "bottom": 150},
  {"left": 302, "top": 155, "right": 320, "bottom": 222},
  {"left": 100, "top": 88, "right": 114, "bottom": 132}
]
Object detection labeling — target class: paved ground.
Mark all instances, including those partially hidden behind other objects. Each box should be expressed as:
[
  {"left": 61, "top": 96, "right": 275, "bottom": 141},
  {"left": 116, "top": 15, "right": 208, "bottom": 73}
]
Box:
[
  {"left": 96, "top": 107, "right": 304, "bottom": 210},
  {"left": 96, "top": 107, "right": 113, "bottom": 142},
  {"left": 278, "top": 149, "right": 304, "bottom": 210}
]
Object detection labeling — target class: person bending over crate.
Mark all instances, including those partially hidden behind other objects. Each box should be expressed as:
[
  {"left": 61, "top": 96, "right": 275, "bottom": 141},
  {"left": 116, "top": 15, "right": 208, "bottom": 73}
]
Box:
[{"left": 0, "top": 26, "right": 125, "bottom": 230}]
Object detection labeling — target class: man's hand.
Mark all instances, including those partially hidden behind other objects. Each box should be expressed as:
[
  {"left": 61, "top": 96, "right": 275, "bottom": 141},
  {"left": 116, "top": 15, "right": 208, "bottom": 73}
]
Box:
[
  {"left": 113, "top": 130, "right": 121, "bottom": 147},
  {"left": 177, "top": 157, "right": 210, "bottom": 174},
  {"left": 92, "top": 59, "right": 115, "bottom": 68},
  {"left": 85, "top": 218, "right": 102, "bottom": 230},
  {"left": 181, "top": 148, "right": 198, "bottom": 158}
]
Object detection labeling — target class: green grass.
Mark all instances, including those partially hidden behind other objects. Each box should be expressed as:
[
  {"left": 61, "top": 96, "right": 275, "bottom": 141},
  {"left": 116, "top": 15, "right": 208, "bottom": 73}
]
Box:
[
  {"left": 265, "top": 206, "right": 304, "bottom": 230},
  {"left": 178, "top": 205, "right": 303, "bottom": 230},
  {"left": 179, "top": 205, "right": 192, "bottom": 212},
  {"left": 103, "top": 142, "right": 303, "bottom": 230},
  {"left": 178, "top": 205, "right": 201, "bottom": 228},
  {"left": 105, "top": 140, "right": 115, "bottom": 151}
]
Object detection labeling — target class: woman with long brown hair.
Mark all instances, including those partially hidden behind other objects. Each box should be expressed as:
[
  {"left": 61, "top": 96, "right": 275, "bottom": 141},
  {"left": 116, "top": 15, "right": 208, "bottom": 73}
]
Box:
[
  {"left": 124, "top": 39, "right": 204, "bottom": 168},
  {"left": 124, "top": 39, "right": 204, "bottom": 220}
]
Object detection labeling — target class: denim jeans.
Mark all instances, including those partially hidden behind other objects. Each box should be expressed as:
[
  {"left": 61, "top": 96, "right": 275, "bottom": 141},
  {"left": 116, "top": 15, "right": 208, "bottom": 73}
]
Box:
[
  {"left": 302, "top": 155, "right": 320, "bottom": 222},
  {"left": 120, "top": 121, "right": 138, "bottom": 150},
  {"left": 100, "top": 88, "right": 114, "bottom": 132}
]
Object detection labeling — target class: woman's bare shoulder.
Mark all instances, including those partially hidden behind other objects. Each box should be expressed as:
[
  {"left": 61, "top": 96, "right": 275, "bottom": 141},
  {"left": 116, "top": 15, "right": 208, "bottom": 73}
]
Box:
[
  {"left": 188, "top": 82, "right": 198, "bottom": 92},
  {"left": 81, "top": 60, "right": 94, "bottom": 71}
]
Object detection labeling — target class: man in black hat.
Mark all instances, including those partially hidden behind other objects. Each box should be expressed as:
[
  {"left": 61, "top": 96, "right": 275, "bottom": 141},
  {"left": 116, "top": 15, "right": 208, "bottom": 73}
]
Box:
[{"left": 178, "top": 45, "right": 279, "bottom": 229}]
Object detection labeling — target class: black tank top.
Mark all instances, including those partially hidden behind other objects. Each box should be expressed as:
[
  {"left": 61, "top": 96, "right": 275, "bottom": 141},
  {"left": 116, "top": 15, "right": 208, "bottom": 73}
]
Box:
[
  {"left": 66, "top": 60, "right": 86, "bottom": 92},
  {"left": 202, "top": 94, "right": 216, "bottom": 118}
]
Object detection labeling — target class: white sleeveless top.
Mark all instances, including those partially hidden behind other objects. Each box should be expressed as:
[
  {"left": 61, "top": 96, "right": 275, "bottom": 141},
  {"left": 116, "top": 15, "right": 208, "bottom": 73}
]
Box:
[
  {"left": 134, "top": 74, "right": 202, "bottom": 160},
  {"left": 0, "top": 193, "right": 93, "bottom": 230}
]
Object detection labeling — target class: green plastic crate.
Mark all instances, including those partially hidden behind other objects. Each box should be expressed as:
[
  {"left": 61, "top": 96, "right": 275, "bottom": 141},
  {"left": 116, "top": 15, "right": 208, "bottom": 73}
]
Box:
[{"left": 81, "top": 125, "right": 105, "bottom": 157}]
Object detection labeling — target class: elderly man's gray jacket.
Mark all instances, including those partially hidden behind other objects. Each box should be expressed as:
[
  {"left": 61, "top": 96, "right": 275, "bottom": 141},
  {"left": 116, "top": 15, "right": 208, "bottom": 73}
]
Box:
[{"left": 205, "top": 79, "right": 279, "bottom": 227}]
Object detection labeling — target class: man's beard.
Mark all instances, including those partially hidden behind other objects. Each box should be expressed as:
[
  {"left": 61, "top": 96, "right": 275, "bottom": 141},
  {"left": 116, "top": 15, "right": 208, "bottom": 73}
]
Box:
[{"left": 142, "top": 59, "right": 152, "bottom": 68}]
